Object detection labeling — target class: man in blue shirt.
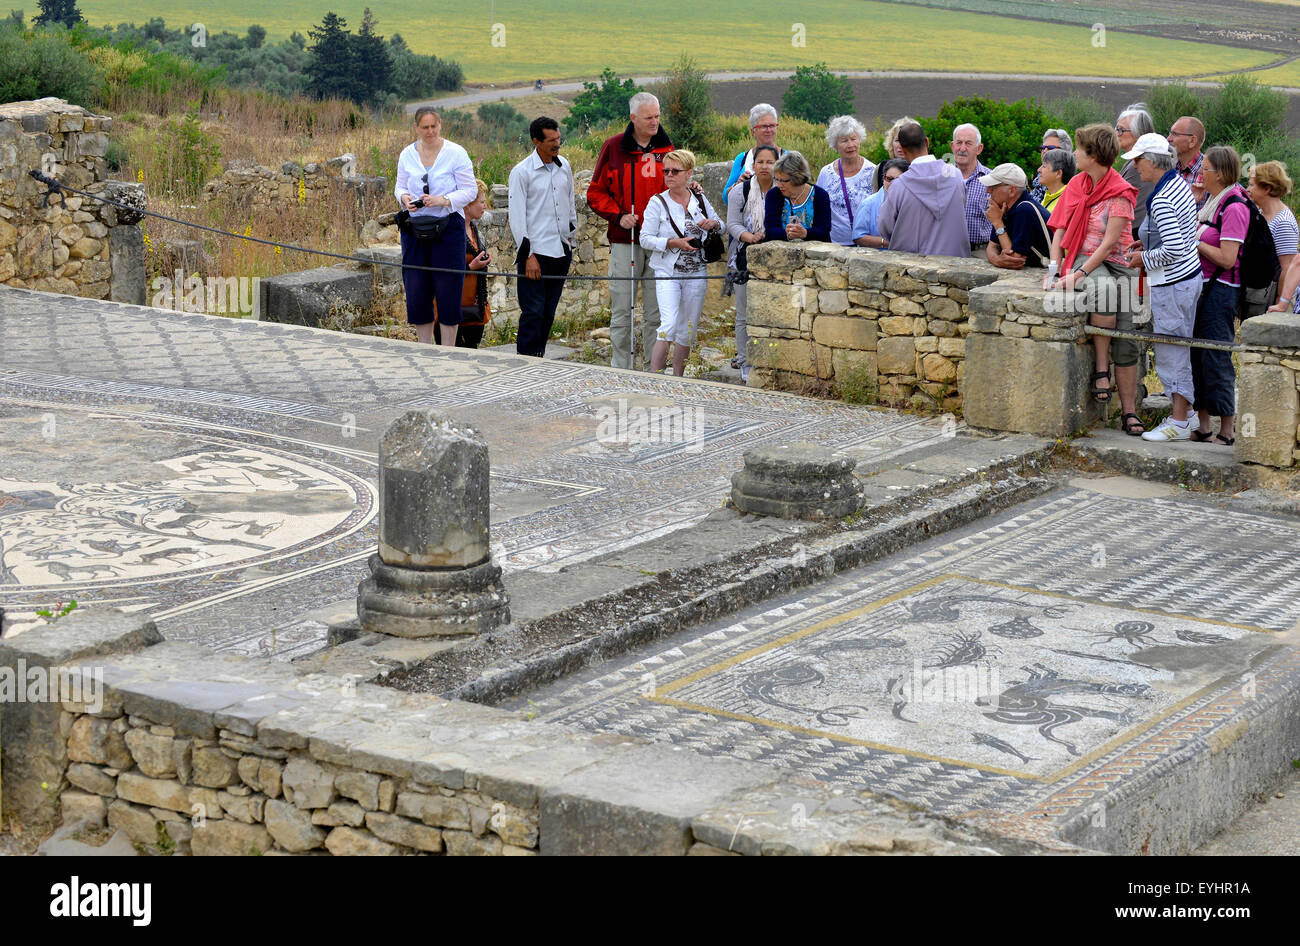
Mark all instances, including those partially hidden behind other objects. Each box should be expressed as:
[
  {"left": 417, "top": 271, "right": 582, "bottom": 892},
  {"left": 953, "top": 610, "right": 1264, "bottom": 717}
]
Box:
[{"left": 979, "top": 164, "right": 1051, "bottom": 269}]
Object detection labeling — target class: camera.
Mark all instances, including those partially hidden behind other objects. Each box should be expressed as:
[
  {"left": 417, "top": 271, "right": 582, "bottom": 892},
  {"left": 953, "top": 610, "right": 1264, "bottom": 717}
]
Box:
[{"left": 688, "top": 237, "right": 703, "bottom": 249}]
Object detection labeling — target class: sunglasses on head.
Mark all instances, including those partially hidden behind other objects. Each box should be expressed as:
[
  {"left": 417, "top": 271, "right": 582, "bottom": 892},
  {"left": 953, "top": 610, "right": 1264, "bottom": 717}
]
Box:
[{"left": 1038, "top": 145, "right": 1058, "bottom": 153}]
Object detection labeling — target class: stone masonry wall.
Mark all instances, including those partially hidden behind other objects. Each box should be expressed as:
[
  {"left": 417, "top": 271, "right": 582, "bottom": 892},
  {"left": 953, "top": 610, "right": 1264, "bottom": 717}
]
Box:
[
  {"left": 744, "top": 242, "right": 1006, "bottom": 411},
  {"left": 203, "top": 153, "right": 388, "bottom": 222},
  {"left": 0, "top": 98, "right": 146, "bottom": 304},
  {"left": 1237, "top": 312, "right": 1300, "bottom": 470}
]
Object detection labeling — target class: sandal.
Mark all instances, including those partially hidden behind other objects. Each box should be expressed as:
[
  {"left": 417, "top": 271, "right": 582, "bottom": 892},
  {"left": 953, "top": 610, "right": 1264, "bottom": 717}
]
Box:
[
  {"left": 1090, "top": 370, "right": 1112, "bottom": 402},
  {"left": 730, "top": 357, "right": 741, "bottom": 369},
  {"left": 1215, "top": 434, "right": 1235, "bottom": 446},
  {"left": 1190, "top": 429, "right": 1214, "bottom": 442},
  {"left": 1121, "top": 412, "right": 1145, "bottom": 436}
]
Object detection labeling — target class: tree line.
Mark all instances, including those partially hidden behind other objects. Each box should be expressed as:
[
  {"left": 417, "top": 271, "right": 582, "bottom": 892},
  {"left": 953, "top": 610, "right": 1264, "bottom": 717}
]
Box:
[{"left": 10, "top": 1, "right": 463, "bottom": 105}]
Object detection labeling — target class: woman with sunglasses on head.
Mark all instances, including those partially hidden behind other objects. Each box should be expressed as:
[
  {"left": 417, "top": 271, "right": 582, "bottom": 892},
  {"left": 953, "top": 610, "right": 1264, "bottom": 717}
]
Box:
[{"left": 395, "top": 107, "right": 478, "bottom": 345}]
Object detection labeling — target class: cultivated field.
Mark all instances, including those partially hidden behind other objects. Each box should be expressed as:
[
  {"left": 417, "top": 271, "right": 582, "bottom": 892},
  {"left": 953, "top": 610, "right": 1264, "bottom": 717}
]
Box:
[{"left": 75, "top": 0, "right": 1277, "bottom": 83}]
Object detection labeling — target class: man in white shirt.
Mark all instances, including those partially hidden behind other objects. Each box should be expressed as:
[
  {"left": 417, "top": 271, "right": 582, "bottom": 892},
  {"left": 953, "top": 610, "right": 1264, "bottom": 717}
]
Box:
[{"left": 508, "top": 116, "right": 577, "bottom": 357}]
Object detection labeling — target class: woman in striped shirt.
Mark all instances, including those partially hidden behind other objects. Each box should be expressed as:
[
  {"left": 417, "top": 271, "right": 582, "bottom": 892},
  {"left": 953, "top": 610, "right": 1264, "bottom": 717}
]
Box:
[
  {"left": 1247, "top": 161, "right": 1298, "bottom": 308},
  {"left": 1123, "top": 134, "right": 1202, "bottom": 442}
]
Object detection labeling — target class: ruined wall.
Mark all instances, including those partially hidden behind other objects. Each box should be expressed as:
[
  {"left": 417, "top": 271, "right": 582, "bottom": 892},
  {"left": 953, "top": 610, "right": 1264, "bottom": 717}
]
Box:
[
  {"left": 203, "top": 153, "right": 388, "bottom": 221},
  {"left": 0, "top": 98, "right": 146, "bottom": 304},
  {"left": 1237, "top": 313, "right": 1300, "bottom": 469}
]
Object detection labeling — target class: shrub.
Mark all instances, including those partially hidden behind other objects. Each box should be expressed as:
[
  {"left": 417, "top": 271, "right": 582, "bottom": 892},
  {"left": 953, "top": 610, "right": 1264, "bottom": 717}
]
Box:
[
  {"left": 0, "top": 21, "right": 104, "bottom": 105},
  {"left": 1047, "top": 93, "right": 1113, "bottom": 136},
  {"left": 865, "top": 95, "right": 1057, "bottom": 173},
  {"left": 1203, "top": 75, "right": 1288, "bottom": 154},
  {"left": 474, "top": 146, "right": 517, "bottom": 189},
  {"left": 782, "top": 62, "right": 853, "bottom": 125},
  {"left": 651, "top": 55, "right": 713, "bottom": 150},
  {"left": 1145, "top": 81, "right": 1204, "bottom": 139},
  {"left": 565, "top": 67, "right": 638, "bottom": 135},
  {"left": 476, "top": 101, "right": 529, "bottom": 145},
  {"left": 161, "top": 105, "right": 222, "bottom": 200}
]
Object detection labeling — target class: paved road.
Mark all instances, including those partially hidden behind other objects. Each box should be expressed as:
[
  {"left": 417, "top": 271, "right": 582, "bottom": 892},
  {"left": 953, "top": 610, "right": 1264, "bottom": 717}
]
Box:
[{"left": 409, "top": 67, "right": 1300, "bottom": 113}]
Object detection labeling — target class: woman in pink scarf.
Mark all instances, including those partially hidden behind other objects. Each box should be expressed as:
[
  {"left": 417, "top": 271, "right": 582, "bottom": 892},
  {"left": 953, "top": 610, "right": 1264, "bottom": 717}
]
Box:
[{"left": 1047, "top": 124, "right": 1141, "bottom": 431}]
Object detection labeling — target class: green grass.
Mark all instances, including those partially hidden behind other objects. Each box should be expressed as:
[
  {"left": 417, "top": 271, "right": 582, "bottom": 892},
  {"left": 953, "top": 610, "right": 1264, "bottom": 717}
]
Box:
[
  {"left": 1217, "top": 59, "right": 1300, "bottom": 87},
  {"left": 75, "top": 0, "right": 1274, "bottom": 83}
]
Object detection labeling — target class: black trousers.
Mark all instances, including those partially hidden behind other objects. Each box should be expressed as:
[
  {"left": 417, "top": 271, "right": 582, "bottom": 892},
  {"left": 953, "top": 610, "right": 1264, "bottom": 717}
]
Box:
[{"left": 516, "top": 248, "right": 572, "bottom": 357}]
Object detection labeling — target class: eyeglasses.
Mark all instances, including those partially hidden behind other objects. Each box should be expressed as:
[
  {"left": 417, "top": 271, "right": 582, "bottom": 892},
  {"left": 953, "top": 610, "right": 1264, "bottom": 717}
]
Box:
[
  {"left": 773, "top": 176, "right": 792, "bottom": 185},
  {"left": 1115, "top": 126, "right": 1131, "bottom": 134},
  {"left": 1038, "top": 145, "right": 1059, "bottom": 153},
  {"left": 1168, "top": 131, "right": 1192, "bottom": 139},
  {"left": 421, "top": 173, "right": 429, "bottom": 194},
  {"left": 754, "top": 123, "right": 778, "bottom": 131},
  {"left": 662, "top": 168, "right": 685, "bottom": 175}
]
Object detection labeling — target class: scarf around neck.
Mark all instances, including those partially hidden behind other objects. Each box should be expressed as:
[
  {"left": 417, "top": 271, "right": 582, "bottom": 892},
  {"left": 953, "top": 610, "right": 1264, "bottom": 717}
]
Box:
[{"left": 1048, "top": 167, "right": 1136, "bottom": 270}]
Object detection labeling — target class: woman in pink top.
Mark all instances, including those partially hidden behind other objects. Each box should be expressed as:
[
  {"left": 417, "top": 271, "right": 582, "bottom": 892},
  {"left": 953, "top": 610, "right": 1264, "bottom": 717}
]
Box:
[
  {"left": 1047, "top": 124, "right": 1140, "bottom": 430},
  {"left": 1190, "top": 146, "right": 1248, "bottom": 445}
]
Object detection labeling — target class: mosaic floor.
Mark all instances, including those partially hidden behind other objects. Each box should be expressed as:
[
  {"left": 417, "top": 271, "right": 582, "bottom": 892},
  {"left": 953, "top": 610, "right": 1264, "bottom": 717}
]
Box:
[
  {"left": 0, "top": 288, "right": 951, "bottom": 657},
  {"left": 510, "top": 484, "right": 1300, "bottom": 825}
]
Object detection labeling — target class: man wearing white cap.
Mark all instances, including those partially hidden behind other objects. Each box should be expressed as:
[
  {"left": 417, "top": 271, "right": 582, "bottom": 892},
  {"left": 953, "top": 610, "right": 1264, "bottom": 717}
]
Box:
[
  {"left": 1121, "top": 133, "right": 1202, "bottom": 442},
  {"left": 980, "top": 163, "right": 1051, "bottom": 269}
]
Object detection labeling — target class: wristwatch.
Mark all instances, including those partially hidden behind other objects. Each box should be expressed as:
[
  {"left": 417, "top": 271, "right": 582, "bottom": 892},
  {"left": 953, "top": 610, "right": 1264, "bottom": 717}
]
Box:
[{"left": 994, "top": 226, "right": 1006, "bottom": 236}]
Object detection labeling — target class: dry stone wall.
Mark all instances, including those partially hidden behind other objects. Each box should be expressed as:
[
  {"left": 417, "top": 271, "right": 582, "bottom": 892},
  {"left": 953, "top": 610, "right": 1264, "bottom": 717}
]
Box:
[
  {"left": 1237, "top": 313, "right": 1300, "bottom": 469},
  {"left": 0, "top": 98, "right": 146, "bottom": 304},
  {"left": 203, "top": 154, "right": 388, "bottom": 221}
]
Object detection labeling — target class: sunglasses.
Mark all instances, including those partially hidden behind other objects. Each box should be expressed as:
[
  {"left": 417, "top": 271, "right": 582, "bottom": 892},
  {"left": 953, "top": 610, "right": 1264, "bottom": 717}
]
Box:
[
  {"left": 662, "top": 167, "right": 685, "bottom": 175},
  {"left": 421, "top": 173, "right": 429, "bottom": 194},
  {"left": 1038, "top": 145, "right": 1059, "bottom": 153}
]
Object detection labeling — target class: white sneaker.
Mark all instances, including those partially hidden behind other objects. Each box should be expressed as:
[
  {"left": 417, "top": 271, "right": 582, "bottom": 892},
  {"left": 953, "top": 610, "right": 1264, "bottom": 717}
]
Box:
[{"left": 1141, "top": 419, "right": 1192, "bottom": 442}]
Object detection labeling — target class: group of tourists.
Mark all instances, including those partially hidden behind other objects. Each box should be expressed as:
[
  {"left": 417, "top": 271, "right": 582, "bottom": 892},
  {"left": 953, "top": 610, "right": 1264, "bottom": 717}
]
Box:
[{"left": 393, "top": 94, "right": 1298, "bottom": 432}]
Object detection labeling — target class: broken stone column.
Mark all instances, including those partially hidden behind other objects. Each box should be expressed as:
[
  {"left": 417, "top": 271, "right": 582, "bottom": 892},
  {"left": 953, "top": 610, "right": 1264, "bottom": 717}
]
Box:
[
  {"left": 731, "top": 442, "right": 861, "bottom": 520},
  {"left": 357, "top": 411, "right": 510, "bottom": 638}
]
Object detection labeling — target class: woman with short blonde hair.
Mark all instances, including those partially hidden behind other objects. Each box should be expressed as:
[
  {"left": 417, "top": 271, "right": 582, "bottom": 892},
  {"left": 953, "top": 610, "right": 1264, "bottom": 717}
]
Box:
[{"left": 1247, "top": 160, "right": 1297, "bottom": 304}]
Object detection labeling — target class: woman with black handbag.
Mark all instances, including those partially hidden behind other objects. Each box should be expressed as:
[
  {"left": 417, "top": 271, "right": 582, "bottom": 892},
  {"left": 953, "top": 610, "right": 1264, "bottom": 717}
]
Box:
[
  {"left": 640, "top": 149, "right": 722, "bottom": 376},
  {"left": 395, "top": 107, "right": 478, "bottom": 344}
]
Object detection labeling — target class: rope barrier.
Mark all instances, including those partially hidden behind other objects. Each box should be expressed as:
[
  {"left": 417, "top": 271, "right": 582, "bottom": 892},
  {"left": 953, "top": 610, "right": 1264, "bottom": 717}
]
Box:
[{"left": 26, "top": 169, "right": 737, "bottom": 283}]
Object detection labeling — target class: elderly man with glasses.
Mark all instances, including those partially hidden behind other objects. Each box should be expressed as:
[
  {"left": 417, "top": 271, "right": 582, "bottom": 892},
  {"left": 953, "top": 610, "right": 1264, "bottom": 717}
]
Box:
[
  {"left": 1169, "top": 116, "right": 1207, "bottom": 208},
  {"left": 724, "top": 104, "right": 786, "bottom": 196}
]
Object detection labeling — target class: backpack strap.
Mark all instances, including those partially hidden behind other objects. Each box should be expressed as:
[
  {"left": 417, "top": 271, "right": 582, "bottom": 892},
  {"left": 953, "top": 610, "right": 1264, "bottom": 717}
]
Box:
[{"left": 1209, "top": 191, "right": 1245, "bottom": 286}]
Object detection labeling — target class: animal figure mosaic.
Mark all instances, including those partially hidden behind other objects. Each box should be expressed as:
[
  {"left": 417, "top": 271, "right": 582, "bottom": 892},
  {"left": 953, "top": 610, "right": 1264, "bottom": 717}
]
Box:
[
  {"left": 976, "top": 663, "right": 1151, "bottom": 756},
  {"left": 971, "top": 731, "right": 1036, "bottom": 766}
]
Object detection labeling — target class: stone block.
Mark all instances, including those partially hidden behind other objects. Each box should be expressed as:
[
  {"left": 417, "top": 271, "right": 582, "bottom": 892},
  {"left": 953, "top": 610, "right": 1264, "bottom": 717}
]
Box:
[
  {"left": 335, "top": 770, "right": 381, "bottom": 810},
  {"left": 745, "top": 279, "right": 802, "bottom": 331},
  {"left": 116, "top": 772, "right": 191, "bottom": 813},
  {"left": 1240, "top": 311, "right": 1300, "bottom": 348},
  {"left": 66, "top": 762, "right": 116, "bottom": 796},
  {"left": 914, "top": 336, "right": 939, "bottom": 353},
  {"left": 107, "top": 800, "right": 161, "bottom": 846},
  {"left": 888, "top": 296, "right": 925, "bottom": 316},
  {"left": 488, "top": 802, "right": 539, "bottom": 848},
  {"left": 396, "top": 790, "right": 471, "bottom": 830},
  {"left": 876, "top": 336, "right": 916, "bottom": 375},
  {"left": 68, "top": 716, "right": 132, "bottom": 768},
  {"left": 192, "top": 819, "right": 272, "bottom": 856},
  {"left": 192, "top": 746, "right": 239, "bottom": 787},
  {"left": 924, "top": 296, "right": 962, "bottom": 321},
  {"left": 61, "top": 791, "right": 107, "bottom": 827},
  {"left": 938, "top": 336, "right": 966, "bottom": 358},
  {"left": 109, "top": 226, "right": 146, "bottom": 305},
  {"left": 814, "top": 267, "right": 848, "bottom": 290},
  {"left": 922, "top": 354, "right": 958, "bottom": 383},
  {"left": 124, "top": 728, "right": 175, "bottom": 779},
  {"left": 745, "top": 241, "right": 804, "bottom": 276},
  {"left": 258, "top": 267, "right": 373, "bottom": 329},
  {"left": 324, "top": 826, "right": 398, "bottom": 856},
  {"left": 443, "top": 829, "right": 503, "bottom": 856},
  {"left": 963, "top": 332, "right": 1101, "bottom": 437},
  {"left": 747, "top": 338, "right": 834, "bottom": 378},
  {"left": 818, "top": 289, "right": 849, "bottom": 314},
  {"left": 877, "top": 315, "right": 914, "bottom": 336},
  {"left": 282, "top": 757, "right": 336, "bottom": 809},
  {"left": 1236, "top": 364, "right": 1299, "bottom": 469},
  {"left": 812, "top": 315, "right": 877, "bottom": 351},
  {"left": 831, "top": 349, "right": 877, "bottom": 386},
  {"left": 265, "top": 798, "right": 327, "bottom": 851},
  {"left": 365, "top": 812, "right": 444, "bottom": 852}
]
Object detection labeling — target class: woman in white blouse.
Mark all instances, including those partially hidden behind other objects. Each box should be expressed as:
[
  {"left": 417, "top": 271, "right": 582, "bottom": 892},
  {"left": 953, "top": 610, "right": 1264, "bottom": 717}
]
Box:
[
  {"left": 639, "top": 149, "right": 722, "bottom": 376},
  {"left": 817, "top": 115, "right": 875, "bottom": 245},
  {"left": 395, "top": 107, "right": 479, "bottom": 344}
]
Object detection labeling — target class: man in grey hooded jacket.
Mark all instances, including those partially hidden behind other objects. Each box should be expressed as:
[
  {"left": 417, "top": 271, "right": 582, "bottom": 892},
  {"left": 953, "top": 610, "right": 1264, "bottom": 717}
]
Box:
[{"left": 878, "top": 122, "right": 970, "bottom": 258}]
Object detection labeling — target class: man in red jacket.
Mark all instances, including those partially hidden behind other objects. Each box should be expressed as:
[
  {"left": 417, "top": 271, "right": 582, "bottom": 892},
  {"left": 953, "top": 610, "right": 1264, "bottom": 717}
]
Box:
[{"left": 586, "top": 91, "right": 674, "bottom": 370}]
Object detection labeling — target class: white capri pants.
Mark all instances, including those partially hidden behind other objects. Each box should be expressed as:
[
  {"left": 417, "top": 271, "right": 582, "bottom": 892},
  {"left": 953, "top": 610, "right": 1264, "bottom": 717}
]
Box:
[
  {"left": 1150, "top": 276, "right": 1202, "bottom": 405},
  {"left": 655, "top": 274, "right": 708, "bottom": 347}
]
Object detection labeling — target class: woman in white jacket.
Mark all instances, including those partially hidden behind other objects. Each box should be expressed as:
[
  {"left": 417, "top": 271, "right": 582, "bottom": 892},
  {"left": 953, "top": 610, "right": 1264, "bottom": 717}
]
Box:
[{"left": 639, "top": 149, "right": 722, "bottom": 375}]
